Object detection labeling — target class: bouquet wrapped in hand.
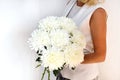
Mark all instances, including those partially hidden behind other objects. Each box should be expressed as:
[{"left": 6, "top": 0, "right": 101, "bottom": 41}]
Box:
[{"left": 28, "top": 16, "right": 86, "bottom": 80}]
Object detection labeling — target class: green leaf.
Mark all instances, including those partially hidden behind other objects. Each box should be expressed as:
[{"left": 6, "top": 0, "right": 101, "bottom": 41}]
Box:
[
  {"left": 69, "top": 32, "right": 73, "bottom": 36},
  {"left": 53, "top": 63, "right": 66, "bottom": 76},
  {"left": 53, "top": 70, "right": 60, "bottom": 76},
  {"left": 71, "top": 67, "right": 76, "bottom": 70},
  {"left": 36, "top": 57, "right": 41, "bottom": 62},
  {"left": 36, "top": 50, "right": 43, "bottom": 56},
  {"left": 35, "top": 64, "right": 41, "bottom": 68}
]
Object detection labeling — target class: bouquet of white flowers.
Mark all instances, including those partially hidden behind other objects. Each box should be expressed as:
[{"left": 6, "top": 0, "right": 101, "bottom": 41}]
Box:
[{"left": 28, "top": 16, "right": 86, "bottom": 80}]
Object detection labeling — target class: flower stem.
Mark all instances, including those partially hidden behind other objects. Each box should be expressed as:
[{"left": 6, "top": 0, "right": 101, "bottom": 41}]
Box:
[
  {"left": 41, "top": 68, "right": 47, "bottom": 80},
  {"left": 47, "top": 69, "right": 50, "bottom": 80}
]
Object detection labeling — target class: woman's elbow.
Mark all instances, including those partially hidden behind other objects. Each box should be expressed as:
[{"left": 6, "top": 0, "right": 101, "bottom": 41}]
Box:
[
  {"left": 96, "top": 52, "right": 106, "bottom": 62},
  {"left": 99, "top": 54, "right": 106, "bottom": 62}
]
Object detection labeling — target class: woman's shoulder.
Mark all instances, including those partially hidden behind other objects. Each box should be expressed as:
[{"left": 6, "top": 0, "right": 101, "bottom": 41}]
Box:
[
  {"left": 94, "top": 8, "right": 106, "bottom": 15},
  {"left": 91, "top": 7, "right": 107, "bottom": 21}
]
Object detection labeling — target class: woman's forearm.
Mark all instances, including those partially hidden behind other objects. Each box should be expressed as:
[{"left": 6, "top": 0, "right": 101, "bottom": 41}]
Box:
[{"left": 81, "top": 52, "right": 106, "bottom": 64}]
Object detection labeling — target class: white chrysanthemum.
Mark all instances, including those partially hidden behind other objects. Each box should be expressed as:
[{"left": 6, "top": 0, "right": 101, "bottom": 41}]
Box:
[
  {"left": 64, "top": 44, "right": 84, "bottom": 68},
  {"left": 28, "top": 29, "right": 50, "bottom": 51},
  {"left": 50, "top": 29, "right": 70, "bottom": 47},
  {"left": 28, "top": 16, "right": 86, "bottom": 72},
  {"left": 59, "top": 17, "right": 77, "bottom": 32},
  {"left": 41, "top": 49, "right": 65, "bottom": 71},
  {"left": 38, "top": 16, "right": 77, "bottom": 32},
  {"left": 38, "top": 16, "right": 60, "bottom": 31},
  {"left": 70, "top": 29, "right": 86, "bottom": 48}
]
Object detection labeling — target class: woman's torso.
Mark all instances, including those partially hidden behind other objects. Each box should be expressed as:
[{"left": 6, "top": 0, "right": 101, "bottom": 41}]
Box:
[{"left": 60, "top": 0, "right": 104, "bottom": 80}]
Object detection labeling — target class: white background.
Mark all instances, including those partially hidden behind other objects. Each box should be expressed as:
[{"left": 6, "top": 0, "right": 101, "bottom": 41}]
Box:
[{"left": 0, "top": 0, "right": 120, "bottom": 80}]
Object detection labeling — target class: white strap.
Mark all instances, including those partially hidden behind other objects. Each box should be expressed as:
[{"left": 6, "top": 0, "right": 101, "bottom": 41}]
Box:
[
  {"left": 73, "top": 4, "right": 103, "bottom": 26},
  {"left": 62, "top": 0, "right": 76, "bottom": 17},
  {"left": 62, "top": 0, "right": 103, "bottom": 26}
]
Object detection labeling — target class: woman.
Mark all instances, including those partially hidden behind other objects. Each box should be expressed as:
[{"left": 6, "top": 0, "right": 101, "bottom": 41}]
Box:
[{"left": 56, "top": 0, "right": 107, "bottom": 80}]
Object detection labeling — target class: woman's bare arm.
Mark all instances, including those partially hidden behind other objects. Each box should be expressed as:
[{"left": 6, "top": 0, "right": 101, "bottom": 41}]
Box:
[{"left": 82, "top": 8, "right": 107, "bottom": 64}]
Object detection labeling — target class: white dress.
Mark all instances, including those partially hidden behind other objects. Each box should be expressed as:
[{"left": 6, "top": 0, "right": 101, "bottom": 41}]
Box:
[{"left": 61, "top": 0, "right": 104, "bottom": 80}]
